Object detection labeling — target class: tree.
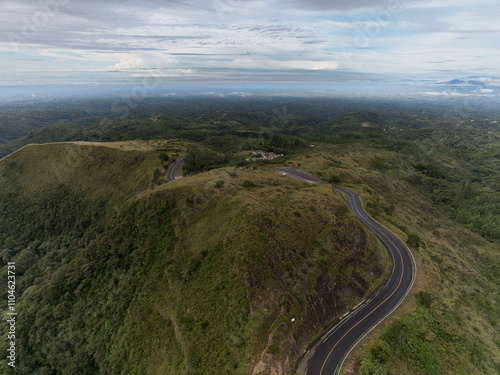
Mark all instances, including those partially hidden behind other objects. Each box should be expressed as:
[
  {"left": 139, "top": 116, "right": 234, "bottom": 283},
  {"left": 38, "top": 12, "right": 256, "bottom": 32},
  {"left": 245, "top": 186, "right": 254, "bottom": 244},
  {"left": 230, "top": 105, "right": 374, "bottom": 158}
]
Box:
[{"left": 406, "top": 233, "right": 421, "bottom": 249}]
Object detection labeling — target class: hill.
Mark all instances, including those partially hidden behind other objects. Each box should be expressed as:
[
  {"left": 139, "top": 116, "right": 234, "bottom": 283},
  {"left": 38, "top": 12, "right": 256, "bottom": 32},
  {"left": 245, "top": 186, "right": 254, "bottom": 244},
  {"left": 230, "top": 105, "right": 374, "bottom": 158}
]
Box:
[
  {"left": 0, "top": 142, "right": 388, "bottom": 374},
  {"left": 289, "top": 141, "right": 500, "bottom": 374},
  {"left": 329, "top": 110, "right": 382, "bottom": 130}
]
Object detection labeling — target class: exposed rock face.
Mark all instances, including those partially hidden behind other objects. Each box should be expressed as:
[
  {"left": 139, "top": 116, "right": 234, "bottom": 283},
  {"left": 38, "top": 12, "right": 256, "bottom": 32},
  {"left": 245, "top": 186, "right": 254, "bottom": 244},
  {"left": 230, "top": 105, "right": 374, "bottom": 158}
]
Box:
[{"left": 244, "top": 198, "right": 386, "bottom": 374}]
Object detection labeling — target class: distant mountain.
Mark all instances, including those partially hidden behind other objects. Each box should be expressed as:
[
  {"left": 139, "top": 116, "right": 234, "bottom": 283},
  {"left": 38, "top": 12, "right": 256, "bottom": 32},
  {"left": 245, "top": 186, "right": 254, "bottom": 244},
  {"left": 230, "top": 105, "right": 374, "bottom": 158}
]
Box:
[
  {"left": 439, "top": 79, "right": 485, "bottom": 87},
  {"left": 446, "top": 79, "right": 465, "bottom": 85}
]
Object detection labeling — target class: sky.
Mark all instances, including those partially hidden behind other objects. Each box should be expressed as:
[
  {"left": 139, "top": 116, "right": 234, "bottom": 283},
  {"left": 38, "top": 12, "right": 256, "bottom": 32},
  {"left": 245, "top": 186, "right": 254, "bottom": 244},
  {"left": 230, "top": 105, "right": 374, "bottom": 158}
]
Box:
[{"left": 1, "top": 0, "right": 500, "bottom": 86}]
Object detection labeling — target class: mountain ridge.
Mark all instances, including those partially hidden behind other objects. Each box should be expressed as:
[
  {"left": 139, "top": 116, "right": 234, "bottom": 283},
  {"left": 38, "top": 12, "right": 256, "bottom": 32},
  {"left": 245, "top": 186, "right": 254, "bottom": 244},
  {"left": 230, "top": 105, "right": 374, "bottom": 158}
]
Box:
[{"left": 0, "top": 141, "right": 388, "bottom": 374}]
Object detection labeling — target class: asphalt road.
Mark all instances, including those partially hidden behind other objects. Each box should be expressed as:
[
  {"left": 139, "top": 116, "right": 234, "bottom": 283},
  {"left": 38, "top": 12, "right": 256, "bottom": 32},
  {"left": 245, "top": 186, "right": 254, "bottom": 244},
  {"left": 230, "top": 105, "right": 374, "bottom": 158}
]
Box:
[
  {"left": 167, "top": 153, "right": 188, "bottom": 182},
  {"left": 274, "top": 168, "right": 416, "bottom": 375}
]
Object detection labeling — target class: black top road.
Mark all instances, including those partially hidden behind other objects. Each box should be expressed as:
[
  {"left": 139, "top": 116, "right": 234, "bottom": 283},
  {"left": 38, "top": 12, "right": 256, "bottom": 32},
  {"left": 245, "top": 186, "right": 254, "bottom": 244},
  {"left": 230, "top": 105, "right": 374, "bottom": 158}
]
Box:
[
  {"left": 274, "top": 168, "right": 416, "bottom": 375},
  {"left": 167, "top": 153, "right": 188, "bottom": 182}
]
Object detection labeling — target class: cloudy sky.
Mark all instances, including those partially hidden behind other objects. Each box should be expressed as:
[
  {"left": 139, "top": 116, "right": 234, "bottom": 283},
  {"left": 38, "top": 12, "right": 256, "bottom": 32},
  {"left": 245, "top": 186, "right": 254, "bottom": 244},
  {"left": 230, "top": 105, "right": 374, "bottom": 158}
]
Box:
[{"left": 1, "top": 0, "right": 499, "bottom": 86}]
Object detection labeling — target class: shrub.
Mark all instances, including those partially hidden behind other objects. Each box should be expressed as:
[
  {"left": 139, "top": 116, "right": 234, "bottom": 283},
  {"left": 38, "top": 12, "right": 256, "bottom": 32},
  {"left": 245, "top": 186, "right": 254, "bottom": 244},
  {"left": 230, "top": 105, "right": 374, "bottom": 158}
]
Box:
[
  {"left": 415, "top": 291, "right": 433, "bottom": 308},
  {"left": 214, "top": 180, "right": 225, "bottom": 189},
  {"left": 268, "top": 344, "right": 279, "bottom": 354},
  {"left": 406, "top": 233, "right": 421, "bottom": 249},
  {"left": 328, "top": 175, "right": 342, "bottom": 184},
  {"left": 335, "top": 205, "right": 349, "bottom": 218},
  {"left": 242, "top": 180, "right": 257, "bottom": 188}
]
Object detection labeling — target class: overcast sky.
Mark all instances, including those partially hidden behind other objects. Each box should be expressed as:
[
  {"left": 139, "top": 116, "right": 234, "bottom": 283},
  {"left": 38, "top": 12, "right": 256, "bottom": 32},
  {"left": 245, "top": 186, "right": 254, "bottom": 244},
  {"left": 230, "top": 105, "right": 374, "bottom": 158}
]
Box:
[{"left": 1, "top": 0, "right": 499, "bottom": 86}]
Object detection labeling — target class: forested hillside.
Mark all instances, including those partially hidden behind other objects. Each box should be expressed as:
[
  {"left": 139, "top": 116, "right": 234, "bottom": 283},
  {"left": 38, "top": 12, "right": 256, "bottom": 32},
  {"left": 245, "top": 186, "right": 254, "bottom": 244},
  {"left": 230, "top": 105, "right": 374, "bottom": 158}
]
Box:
[{"left": 0, "top": 142, "right": 387, "bottom": 374}]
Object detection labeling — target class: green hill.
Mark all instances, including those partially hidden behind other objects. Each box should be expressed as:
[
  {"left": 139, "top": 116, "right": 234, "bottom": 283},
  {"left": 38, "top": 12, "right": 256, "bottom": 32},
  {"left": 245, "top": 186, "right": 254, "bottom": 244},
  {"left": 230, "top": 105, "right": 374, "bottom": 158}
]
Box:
[
  {"left": 291, "top": 142, "right": 500, "bottom": 374},
  {"left": 331, "top": 110, "right": 381, "bottom": 128},
  {"left": 0, "top": 142, "right": 388, "bottom": 374}
]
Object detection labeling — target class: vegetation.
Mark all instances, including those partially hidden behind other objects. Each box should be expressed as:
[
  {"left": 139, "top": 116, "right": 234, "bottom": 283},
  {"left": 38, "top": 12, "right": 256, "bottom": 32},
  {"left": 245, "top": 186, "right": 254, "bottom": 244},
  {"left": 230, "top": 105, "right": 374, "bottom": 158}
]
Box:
[
  {"left": 0, "top": 142, "right": 387, "bottom": 374},
  {"left": 0, "top": 95, "right": 499, "bottom": 373},
  {"left": 183, "top": 146, "right": 232, "bottom": 174},
  {"left": 289, "top": 131, "right": 500, "bottom": 374}
]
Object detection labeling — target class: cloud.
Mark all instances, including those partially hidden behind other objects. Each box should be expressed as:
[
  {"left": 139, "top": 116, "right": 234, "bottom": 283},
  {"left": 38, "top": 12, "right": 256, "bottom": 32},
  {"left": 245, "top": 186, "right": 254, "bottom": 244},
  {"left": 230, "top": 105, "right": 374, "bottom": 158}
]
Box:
[
  {"left": 93, "top": 56, "right": 144, "bottom": 72},
  {"left": 276, "top": 0, "right": 387, "bottom": 11},
  {"left": 309, "top": 61, "right": 339, "bottom": 70},
  {"left": 272, "top": 60, "right": 339, "bottom": 70},
  {"left": 422, "top": 91, "right": 468, "bottom": 96},
  {"left": 421, "top": 89, "right": 497, "bottom": 97},
  {"left": 0, "top": 0, "right": 499, "bottom": 85}
]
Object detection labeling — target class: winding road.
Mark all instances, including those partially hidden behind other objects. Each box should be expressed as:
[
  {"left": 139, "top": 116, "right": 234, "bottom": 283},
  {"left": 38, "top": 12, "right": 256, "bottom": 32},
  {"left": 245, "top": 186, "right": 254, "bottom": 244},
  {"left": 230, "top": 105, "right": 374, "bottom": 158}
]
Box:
[
  {"left": 167, "top": 153, "right": 188, "bottom": 182},
  {"left": 274, "top": 168, "right": 416, "bottom": 375}
]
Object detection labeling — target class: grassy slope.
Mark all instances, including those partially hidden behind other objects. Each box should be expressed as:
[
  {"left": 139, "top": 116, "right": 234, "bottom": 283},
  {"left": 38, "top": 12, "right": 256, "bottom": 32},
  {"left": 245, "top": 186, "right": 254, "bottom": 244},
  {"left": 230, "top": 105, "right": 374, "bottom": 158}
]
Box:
[
  {"left": 0, "top": 142, "right": 388, "bottom": 374},
  {"left": 291, "top": 142, "right": 500, "bottom": 374}
]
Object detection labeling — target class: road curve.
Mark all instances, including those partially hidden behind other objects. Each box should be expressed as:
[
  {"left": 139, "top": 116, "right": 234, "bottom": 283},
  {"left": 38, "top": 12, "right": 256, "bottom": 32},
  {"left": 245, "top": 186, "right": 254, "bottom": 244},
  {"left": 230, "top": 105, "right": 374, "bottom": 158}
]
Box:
[
  {"left": 274, "top": 168, "right": 416, "bottom": 375},
  {"left": 167, "top": 153, "right": 188, "bottom": 182}
]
